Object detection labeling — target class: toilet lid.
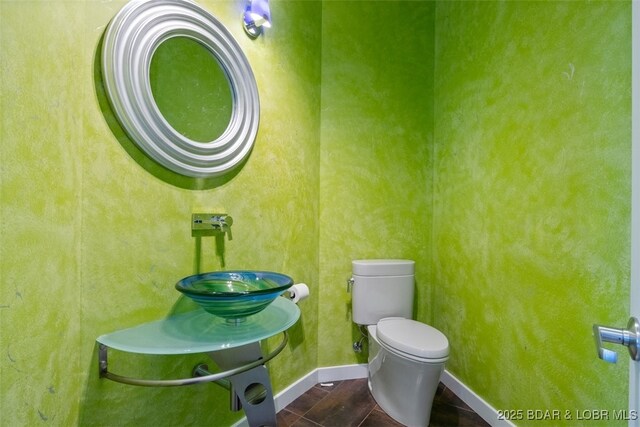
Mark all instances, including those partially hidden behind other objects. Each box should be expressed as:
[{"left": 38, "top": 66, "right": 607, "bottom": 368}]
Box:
[{"left": 376, "top": 318, "right": 449, "bottom": 360}]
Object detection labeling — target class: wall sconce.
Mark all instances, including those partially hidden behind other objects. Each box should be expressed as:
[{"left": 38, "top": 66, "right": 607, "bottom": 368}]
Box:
[{"left": 243, "top": 0, "right": 271, "bottom": 38}]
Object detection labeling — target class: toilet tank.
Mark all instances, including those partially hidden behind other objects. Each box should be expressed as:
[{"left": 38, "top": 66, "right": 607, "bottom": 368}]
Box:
[{"left": 352, "top": 259, "right": 415, "bottom": 325}]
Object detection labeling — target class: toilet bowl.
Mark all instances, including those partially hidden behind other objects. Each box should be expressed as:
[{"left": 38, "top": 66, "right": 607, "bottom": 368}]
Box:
[
  {"left": 367, "top": 318, "right": 448, "bottom": 427},
  {"left": 351, "top": 259, "right": 449, "bottom": 427}
]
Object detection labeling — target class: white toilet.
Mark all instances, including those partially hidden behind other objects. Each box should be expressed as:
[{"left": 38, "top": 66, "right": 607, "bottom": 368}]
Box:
[{"left": 351, "top": 259, "right": 449, "bottom": 427}]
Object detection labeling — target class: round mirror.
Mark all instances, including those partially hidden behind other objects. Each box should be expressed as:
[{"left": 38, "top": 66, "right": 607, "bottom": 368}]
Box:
[
  {"left": 101, "top": 0, "right": 260, "bottom": 178},
  {"left": 149, "top": 36, "right": 233, "bottom": 143}
]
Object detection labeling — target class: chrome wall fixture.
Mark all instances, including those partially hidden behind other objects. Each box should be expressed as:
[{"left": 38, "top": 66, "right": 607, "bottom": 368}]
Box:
[
  {"left": 593, "top": 317, "right": 640, "bottom": 363},
  {"left": 192, "top": 213, "right": 233, "bottom": 238},
  {"left": 102, "top": 0, "right": 260, "bottom": 178},
  {"left": 243, "top": 0, "right": 271, "bottom": 38}
]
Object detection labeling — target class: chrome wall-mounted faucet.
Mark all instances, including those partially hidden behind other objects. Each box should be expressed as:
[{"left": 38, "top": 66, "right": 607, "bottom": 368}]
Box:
[{"left": 192, "top": 213, "right": 233, "bottom": 239}]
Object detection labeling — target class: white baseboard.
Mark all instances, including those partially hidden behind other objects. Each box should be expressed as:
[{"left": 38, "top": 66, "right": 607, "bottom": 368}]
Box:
[
  {"left": 272, "top": 363, "right": 368, "bottom": 412},
  {"left": 233, "top": 365, "right": 509, "bottom": 427},
  {"left": 316, "top": 363, "right": 369, "bottom": 384},
  {"left": 440, "top": 370, "right": 515, "bottom": 427}
]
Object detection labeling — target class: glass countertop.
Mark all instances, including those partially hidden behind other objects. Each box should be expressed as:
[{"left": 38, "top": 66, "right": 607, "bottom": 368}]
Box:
[{"left": 96, "top": 297, "right": 300, "bottom": 355}]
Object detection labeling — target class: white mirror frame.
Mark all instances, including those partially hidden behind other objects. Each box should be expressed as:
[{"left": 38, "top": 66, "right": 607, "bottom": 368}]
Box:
[{"left": 102, "top": 0, "right": 260, "bottom": 178}]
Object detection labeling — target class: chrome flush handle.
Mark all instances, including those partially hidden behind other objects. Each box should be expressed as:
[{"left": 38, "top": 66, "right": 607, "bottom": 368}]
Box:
[
  {"left": 347, "top": 277, "right": 354, "bottom": 293},
  {"left": 593, "top": 317, "right": 640, "bottom": 363}
]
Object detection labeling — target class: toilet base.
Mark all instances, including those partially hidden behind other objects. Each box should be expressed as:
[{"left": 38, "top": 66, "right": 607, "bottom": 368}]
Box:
[{"left": 368, "top": 325, "right": 445, "bottom": 427}]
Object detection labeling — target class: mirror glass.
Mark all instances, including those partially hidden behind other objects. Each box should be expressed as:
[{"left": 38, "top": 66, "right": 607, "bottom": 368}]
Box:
[{"left": 149, "top": 37, "right": 233, "bottom": 143}]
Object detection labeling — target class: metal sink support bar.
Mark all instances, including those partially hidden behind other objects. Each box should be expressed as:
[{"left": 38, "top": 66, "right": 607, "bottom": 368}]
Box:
[
  {"left": 206, "top": 338, "right": 279, "bottom": 426},
  {"left": 98, "top": 330, "right": 287, "bottom": 387},
  {"left": 99, "top": 331, "right": 287, "bottom": 426}
]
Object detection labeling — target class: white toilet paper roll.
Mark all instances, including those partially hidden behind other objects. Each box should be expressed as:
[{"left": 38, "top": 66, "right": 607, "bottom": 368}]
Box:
[{"left": 288, "top": 283, "right": 309, "bottom": 304}]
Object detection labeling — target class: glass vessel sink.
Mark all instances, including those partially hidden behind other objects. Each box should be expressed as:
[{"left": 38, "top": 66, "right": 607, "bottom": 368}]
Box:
[{"left": 175, "top": 270, "right": 293, "bottom": 321}]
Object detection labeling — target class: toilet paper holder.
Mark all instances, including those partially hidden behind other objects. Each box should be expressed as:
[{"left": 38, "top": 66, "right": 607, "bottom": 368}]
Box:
[{"left": 286, "top": 283, "right": 309, "bottom": 304}]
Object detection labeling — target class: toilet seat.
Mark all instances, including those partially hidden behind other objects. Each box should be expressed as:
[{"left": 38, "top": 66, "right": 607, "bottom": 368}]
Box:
[{"left": 376, "top": 317, "right": 449, "bottom": 363}]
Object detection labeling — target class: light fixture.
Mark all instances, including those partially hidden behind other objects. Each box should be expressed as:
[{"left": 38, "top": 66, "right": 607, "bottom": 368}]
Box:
[{"left": 243, "top": 0, "right": 271, "bottom": 39}]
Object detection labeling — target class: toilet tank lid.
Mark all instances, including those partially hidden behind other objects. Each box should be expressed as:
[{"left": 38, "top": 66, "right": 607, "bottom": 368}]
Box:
[
  {"left": 352, "top": 259, "right": 415, "bottom": 276},
  {"left": 377, "top": 318, "right": 449, "bottom": 359}
]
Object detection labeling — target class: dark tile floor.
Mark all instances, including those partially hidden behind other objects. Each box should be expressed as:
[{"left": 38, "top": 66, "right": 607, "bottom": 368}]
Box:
[{"left": 276, "top": 378, "right": 490, "bottom": 427}]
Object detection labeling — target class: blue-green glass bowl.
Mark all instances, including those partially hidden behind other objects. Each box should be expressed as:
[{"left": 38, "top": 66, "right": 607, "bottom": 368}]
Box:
[{"left": 175, "top": 271, "right": 294, "bottom": 320}]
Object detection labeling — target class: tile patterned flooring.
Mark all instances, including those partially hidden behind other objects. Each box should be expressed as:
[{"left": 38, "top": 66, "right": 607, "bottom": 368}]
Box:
[{"left": 276, "top": 378, "right": 491, "bottom": 427}]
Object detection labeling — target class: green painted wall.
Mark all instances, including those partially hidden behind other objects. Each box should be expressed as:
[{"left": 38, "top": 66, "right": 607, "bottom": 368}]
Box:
[
  {"left": 318, "top": 0, "right": 632, "bottom": 424},
  {"left": 433, "top": 1, "right": 631, "bottom": 425},
  {"left": 318, "top": 0, "right": 434, "bottom": 366},
  {"left": 0, "top": 0, "right": 633, "bottom": 426},
  {"left": 0, "top": 1, "right": 320, "bottom": 425}
]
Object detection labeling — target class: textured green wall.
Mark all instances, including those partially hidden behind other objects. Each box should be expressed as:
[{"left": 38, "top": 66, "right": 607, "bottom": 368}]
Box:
[
  {"left": 0, "top": 0, "right": 633, "bottom": 426},
  {"left": 0, "top": 1, "right": 320, "bottom": 425},
  {"left": 318, "top": 0, "right": 435, "bottom": 367},
  {"left": 433, "top": 1, "right": 631, "bottom": 425}
]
